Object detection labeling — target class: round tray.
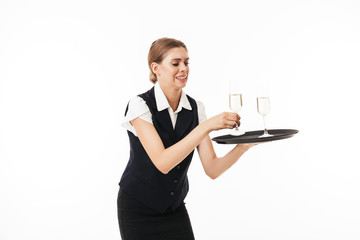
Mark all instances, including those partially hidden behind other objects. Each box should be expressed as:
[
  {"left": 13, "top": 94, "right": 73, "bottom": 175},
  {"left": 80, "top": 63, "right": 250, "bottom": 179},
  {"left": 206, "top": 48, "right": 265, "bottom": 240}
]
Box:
[{"left": 212, "top": 129, "right": 299, "bottom": 144}]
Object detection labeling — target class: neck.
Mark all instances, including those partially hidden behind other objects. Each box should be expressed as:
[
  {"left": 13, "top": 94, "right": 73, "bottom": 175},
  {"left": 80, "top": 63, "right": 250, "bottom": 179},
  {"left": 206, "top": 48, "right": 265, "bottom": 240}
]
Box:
[{"left": 158, "top": 82, "right": 182, "bottom": 111}]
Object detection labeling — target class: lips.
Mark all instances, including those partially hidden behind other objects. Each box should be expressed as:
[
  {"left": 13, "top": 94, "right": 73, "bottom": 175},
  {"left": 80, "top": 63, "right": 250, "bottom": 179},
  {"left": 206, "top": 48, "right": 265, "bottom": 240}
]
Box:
[{"left": 175, "top": 75, "right": 187, "bottom": 82}]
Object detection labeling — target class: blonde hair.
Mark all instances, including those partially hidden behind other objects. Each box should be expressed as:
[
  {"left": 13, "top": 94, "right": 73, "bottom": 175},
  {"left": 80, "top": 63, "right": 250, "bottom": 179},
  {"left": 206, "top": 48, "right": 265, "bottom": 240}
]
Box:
[{"left": 148, "top": 37, "right": 187, "bottom": 84}]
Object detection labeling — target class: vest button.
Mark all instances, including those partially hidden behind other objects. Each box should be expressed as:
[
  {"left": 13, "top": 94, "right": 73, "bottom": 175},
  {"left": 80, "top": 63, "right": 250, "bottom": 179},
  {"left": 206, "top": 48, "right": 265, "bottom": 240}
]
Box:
[
  {"left": 176, "top": 165, "right": 181, "bottom": 170},
  {"left": 170, "top": 191, "right": 175, "bottom": 196},
  {"left": 173, "top": 179, "right": 178, "bottom": 184}
]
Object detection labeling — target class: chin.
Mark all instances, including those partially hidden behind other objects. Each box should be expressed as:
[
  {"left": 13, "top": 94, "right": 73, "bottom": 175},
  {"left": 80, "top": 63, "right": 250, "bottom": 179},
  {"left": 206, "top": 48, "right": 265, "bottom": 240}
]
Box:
[{"left": 176, "top": 81, "right": 187, "bottom": 88}]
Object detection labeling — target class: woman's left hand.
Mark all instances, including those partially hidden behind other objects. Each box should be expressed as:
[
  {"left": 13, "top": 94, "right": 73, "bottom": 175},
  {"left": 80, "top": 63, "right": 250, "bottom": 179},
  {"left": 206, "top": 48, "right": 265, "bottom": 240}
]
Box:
[{"left": 237, "top": 142, "right": 264, "bottom": 150}]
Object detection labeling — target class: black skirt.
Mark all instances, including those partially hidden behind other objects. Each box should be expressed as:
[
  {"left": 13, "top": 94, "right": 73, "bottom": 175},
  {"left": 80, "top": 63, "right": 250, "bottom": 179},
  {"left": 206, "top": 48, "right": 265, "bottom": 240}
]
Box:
[{"left": 117, "top": 188, "right": 195, "bottom": 240}]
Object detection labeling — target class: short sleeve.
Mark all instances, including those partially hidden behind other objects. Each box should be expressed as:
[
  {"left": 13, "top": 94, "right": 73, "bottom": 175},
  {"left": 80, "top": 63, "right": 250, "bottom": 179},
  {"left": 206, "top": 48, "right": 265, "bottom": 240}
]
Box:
[
  {"left": 121, "top": 96, "right": 153, "bottom": 136},
  {"left": 196, "top": 100, "right": 207, "bottom": 124}
]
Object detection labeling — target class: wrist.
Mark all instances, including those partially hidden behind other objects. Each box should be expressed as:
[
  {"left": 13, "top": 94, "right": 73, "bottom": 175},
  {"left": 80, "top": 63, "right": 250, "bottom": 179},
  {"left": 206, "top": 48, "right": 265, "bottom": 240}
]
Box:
[{"left": 201, "top": 119, "right": 214, "bottom": 133}]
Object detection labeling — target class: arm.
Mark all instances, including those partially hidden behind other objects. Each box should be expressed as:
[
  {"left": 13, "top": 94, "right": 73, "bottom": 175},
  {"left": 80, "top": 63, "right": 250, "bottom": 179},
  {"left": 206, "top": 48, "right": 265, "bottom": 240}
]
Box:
[
  {"left": 131, "top": 112, "right": 239, "bottom": 174},
  {"left": 197, "top": 135, "right": 259, "bottom": 179}
]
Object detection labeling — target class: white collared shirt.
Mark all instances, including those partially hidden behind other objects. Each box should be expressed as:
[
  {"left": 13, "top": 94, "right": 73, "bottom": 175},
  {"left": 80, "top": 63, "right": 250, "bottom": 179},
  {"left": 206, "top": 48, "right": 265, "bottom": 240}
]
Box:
[{"left": 122, "top": 83, "right": 207, "bottom": 137}]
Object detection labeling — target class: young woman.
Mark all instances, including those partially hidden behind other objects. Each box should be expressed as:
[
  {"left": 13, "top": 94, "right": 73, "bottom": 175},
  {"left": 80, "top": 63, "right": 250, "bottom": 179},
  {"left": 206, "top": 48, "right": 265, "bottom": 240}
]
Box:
[{"left": 118, "top": 37, "right": 258, "bottom": 239}]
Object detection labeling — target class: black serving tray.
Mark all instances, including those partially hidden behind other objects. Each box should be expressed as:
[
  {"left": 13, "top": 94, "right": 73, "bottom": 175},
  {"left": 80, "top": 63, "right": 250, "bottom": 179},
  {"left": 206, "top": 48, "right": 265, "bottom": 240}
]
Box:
[{"left": 212, "top": 129, "right": 299, "bottom": 144}]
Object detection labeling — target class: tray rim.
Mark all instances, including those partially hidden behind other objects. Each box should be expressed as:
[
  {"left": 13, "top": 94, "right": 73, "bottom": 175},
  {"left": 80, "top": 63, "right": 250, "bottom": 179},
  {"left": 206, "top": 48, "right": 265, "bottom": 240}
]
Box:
[{"left": 212, "top": 129, "right": 299, "bottom": 144}]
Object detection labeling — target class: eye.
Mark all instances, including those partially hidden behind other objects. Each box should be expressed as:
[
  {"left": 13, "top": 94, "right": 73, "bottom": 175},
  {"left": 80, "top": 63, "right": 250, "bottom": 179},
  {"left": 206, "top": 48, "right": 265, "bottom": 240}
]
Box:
[{"left": 171, "top": 61, "right": 189, "bottom": 67}]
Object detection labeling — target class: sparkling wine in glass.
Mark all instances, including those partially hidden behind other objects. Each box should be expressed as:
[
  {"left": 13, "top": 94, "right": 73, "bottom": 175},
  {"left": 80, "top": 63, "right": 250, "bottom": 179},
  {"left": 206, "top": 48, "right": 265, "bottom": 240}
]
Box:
[
  {"left": 257, "top": 96, "right": 273, "bottom": 138},
  {"left": 229, "top": 93, "right": 244, "bottom": 135}
]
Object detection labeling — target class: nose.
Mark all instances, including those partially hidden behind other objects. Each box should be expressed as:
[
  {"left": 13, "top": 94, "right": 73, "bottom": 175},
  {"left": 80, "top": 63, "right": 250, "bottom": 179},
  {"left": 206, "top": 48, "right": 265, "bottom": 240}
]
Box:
[{"left": 180, "top": 62, "right": 188, "bottom": 72}]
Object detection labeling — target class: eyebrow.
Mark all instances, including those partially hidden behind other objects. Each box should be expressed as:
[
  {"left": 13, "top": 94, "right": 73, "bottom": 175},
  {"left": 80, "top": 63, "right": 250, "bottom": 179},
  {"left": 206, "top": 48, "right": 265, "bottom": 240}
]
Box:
[{"left": 171, "top": 58, "right": 190, "bottom": 61}]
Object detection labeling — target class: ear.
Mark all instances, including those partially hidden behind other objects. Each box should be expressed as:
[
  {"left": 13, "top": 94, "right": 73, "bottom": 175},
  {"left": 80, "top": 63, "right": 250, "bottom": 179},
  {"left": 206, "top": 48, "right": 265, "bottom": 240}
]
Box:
[{"left": 151, "top": 62, "right": 160, "bottom": 76}]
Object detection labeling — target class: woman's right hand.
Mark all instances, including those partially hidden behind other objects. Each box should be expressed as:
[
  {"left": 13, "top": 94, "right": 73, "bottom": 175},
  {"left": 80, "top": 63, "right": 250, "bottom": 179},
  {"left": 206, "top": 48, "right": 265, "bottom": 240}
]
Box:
[{"left": 205, "top": 112, "right": 241, "bottom": 131}]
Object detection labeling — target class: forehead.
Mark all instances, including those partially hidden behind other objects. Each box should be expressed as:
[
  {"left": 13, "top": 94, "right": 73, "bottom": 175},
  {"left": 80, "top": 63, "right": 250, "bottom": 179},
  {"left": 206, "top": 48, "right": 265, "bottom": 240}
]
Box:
[{"left": 163, "top": 47, "right": 189, "bottom": 60}]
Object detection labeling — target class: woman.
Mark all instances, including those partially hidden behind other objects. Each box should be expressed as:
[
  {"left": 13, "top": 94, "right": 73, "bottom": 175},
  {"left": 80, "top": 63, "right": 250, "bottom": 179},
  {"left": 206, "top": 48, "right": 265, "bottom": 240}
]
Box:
[{"left": 118, "top": 37, "right": 258, "bottom": 239}]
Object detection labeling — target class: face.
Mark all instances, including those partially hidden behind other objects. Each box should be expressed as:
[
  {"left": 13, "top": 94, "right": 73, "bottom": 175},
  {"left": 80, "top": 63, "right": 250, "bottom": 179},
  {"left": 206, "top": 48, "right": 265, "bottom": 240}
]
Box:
[{"left": 152, "top": 47, "right": 189, "bottom": 90}]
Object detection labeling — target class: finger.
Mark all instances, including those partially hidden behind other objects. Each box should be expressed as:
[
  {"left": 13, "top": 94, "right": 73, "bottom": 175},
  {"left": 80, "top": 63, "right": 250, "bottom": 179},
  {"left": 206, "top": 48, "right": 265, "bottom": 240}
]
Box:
[
  {"left": 228, "top": 118, "right": 240, "bottom": 127},
  {"left": 226, "top": 120, "right": 237, "bottom": 129},
  {"left": 230, "top": 112, "right": 240, "bottom": 120},
  {"left": 226, "top": 113, "right": 240, "bottom": 122}
]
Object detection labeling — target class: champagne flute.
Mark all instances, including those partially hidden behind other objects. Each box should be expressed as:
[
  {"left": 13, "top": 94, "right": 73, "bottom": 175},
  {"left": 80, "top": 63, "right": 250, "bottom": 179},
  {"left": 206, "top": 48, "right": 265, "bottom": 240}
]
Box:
[
  {"left": 229, "top": 93, "right": 244, "bottom": 135},
  {"left": 257, "top": 96, "right": 273, "bottom": 138}
]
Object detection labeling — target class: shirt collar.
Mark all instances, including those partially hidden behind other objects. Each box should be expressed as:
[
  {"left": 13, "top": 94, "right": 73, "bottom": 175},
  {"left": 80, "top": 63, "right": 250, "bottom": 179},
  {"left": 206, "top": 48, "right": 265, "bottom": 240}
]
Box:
[{"left": 154, "top": 82, "right": 192, "bottom": 113}]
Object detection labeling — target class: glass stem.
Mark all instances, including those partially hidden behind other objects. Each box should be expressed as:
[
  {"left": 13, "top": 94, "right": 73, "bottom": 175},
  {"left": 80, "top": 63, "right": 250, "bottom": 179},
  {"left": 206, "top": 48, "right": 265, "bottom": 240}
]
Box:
[{"left": 263, "top": 115, "right": 269, "bottom": 135}]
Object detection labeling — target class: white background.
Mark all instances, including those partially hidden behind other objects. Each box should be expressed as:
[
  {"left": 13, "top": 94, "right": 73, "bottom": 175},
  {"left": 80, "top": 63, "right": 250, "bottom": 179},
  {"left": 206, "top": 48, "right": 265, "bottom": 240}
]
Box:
[{"left": 1, "top": 0, "right": 360, "bottom": 239}]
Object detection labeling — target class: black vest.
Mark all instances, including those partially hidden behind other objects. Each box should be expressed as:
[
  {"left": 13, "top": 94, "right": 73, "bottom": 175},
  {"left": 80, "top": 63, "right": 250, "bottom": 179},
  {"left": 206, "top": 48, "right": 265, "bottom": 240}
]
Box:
[{"left": 119, "top": 87, "right": 199, "bottom": 213}]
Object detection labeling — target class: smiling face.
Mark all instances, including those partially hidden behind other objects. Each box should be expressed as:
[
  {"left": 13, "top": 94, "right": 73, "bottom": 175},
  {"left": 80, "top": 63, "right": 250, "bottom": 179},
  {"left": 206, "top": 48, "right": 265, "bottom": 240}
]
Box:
[{"left": 152, "top": 47, "right": 189, "bottom": 90}]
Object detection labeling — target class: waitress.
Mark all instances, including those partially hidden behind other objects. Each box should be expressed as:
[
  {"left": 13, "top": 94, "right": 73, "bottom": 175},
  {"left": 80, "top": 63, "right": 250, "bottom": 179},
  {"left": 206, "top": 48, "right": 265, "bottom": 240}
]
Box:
[{"left": 118, "top": 37, "right": 258, "bottom": 239}]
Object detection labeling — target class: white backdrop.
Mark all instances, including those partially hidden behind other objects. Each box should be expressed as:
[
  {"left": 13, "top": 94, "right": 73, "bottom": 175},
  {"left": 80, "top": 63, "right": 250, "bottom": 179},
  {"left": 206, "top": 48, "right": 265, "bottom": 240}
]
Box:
[{"left": 1, "top": 0, "right": 360, "bottom": 239}]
